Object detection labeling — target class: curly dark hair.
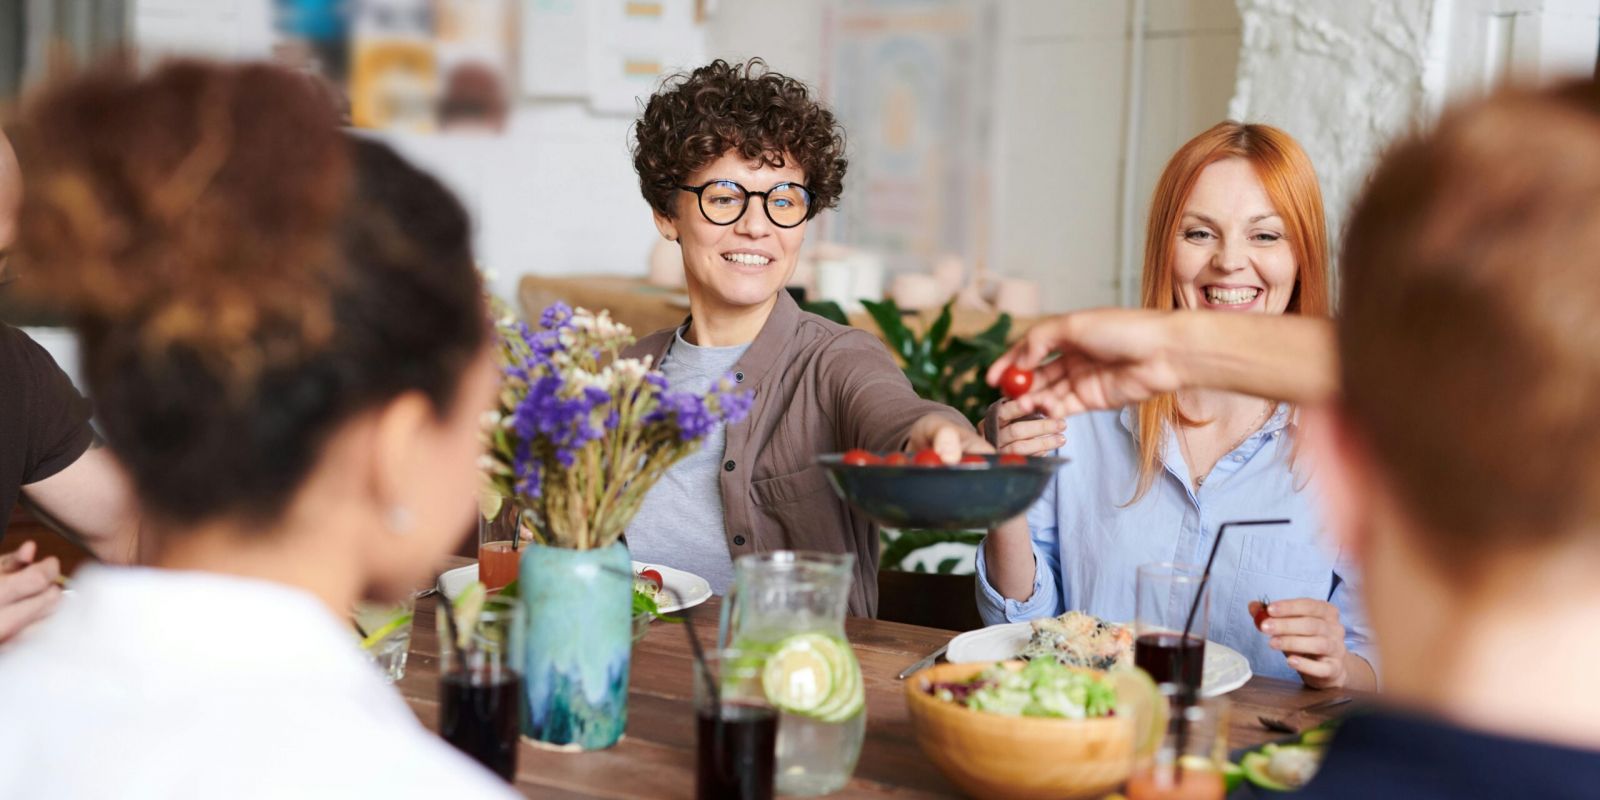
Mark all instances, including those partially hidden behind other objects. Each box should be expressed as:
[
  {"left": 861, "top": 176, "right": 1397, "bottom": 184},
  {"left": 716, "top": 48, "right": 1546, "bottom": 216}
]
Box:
[
  {"left": 632, "top": 59, "right": 847, "bottom": 219},
  {"left": 13, "top": 60, "right": 485, "bottom": 528}
]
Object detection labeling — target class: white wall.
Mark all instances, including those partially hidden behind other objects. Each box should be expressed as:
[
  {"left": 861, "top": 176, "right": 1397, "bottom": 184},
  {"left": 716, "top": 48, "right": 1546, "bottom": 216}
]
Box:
[
  {"left": 992, "top": 0, "right": 1241, "bottom": 311},
  {"left": 1230, "top": 0, "right": 1600, "bottom": 256}
]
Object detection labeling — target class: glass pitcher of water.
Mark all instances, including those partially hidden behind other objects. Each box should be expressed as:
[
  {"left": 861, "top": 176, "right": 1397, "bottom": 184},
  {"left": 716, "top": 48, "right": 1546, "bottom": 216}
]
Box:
[{"left": 720, "top": 552, "right": 864, "bottom": 797}]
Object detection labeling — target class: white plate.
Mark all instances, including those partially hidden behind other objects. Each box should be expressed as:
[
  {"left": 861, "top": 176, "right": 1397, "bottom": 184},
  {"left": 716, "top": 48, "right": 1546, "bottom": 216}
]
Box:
[
  {"left": 436, "top": 561, "right": 713, "bottom": 614},
  {"left": 945, "top": 621, "right": 1252, "bottom": 698}
]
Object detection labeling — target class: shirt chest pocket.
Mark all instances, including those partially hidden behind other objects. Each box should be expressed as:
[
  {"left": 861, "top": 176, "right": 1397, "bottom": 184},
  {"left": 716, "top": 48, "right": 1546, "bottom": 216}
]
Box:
[
  {"left": 1234, "top": 532, "right": 1334, "bottom": 598},
  {"left": 750, "top": 465, "right": 836, "bottom": 508}
]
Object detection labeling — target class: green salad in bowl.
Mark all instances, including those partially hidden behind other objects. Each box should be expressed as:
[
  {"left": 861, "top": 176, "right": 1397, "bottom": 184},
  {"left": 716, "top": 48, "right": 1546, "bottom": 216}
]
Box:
[{"left": 929, "top": 658, "right": 1120, "bottom": 719}]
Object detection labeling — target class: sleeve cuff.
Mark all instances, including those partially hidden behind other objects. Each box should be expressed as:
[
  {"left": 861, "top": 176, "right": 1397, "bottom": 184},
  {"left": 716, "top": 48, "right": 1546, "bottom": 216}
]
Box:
[{"left": 973, "top": 541, "right": 1058, "bottom": 625}]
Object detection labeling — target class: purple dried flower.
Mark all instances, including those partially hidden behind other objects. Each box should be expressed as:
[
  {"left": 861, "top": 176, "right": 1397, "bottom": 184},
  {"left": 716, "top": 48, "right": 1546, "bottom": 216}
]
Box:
[{"left": 539, "top": 302, "right": 573, "bottom": 331}]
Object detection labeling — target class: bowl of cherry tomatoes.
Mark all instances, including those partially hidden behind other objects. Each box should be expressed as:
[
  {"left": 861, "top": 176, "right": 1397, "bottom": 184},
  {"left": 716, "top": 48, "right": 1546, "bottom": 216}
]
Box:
[{"left": 816, "top": 449, "right": 1067, "bottom": 530}]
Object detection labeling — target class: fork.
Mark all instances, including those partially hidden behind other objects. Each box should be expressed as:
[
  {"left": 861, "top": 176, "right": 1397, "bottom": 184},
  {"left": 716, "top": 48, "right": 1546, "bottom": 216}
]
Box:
[{"left": 1257, "top": 696, "right": 1353, "bottom": 734}]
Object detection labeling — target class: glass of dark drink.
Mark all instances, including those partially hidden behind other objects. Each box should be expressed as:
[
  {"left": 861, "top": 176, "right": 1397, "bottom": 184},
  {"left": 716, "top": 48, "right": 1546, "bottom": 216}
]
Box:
[
  {"left": 694, "top": 649, "right": 778, "bottom": 800},
  {"left": 1134, "top": 562, "right": 1210, "bottom": 695},
  {"left": 438, "top": 595, "right": 525, "bottom": 781}
]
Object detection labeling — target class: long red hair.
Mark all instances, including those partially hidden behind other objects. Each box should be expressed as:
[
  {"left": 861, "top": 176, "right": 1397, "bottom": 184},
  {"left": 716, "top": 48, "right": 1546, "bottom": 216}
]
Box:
[{"left": 1131, "top": 122, "right": 1330, "bottom": 502}]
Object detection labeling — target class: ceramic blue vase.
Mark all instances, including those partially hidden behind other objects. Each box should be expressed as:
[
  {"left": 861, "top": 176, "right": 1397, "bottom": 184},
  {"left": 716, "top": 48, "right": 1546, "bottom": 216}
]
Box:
[{"left": 519, "top": 540, "right": 632, "bottom": 750}]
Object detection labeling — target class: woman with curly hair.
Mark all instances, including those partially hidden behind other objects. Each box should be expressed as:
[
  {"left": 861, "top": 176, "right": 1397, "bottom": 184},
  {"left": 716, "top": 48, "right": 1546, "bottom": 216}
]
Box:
[
  {"left": 0, "top": 61, "right": 516, "bottom": 796},
  {"left": 624, "top": 59, "right": 986, "bottom": 616}
]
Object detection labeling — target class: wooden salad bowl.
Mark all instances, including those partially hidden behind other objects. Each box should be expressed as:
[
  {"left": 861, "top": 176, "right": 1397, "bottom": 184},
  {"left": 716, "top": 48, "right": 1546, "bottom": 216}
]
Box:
[{"left": 904, "top": 661, "right": 1137, "bottom": 800}]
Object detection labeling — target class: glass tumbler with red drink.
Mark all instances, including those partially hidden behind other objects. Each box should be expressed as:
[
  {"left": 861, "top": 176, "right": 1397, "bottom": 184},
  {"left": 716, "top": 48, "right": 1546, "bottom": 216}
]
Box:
[
  {"left": 438, "top": 594, "right": 525, "bottom": 781},
  {"left": 1134, "top": 562, "right": 1210, "bottom": 696},
  {"left": 694, "top": 649, "right": 778, "bottom": 800},
  {"left": 478, "top": 498, "right": 527, "bottom": 591}
]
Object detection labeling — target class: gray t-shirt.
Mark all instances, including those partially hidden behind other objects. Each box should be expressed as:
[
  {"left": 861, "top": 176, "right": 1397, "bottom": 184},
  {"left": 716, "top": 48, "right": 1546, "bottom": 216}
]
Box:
[{"left": 625, "top": 327, "right": 748, "bottom": 594}]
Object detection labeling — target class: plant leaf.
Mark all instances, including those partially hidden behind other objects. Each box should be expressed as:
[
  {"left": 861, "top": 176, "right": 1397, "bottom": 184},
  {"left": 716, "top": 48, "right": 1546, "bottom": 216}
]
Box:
[
  {"left": 801, "top": 300, "right": 850, "bottom": 326},
  {"left": 936, "top": 556, "right": 962, "bottom": 575},
  {"left": 862, "top": 298, "right": 916, "bottom": 362}
]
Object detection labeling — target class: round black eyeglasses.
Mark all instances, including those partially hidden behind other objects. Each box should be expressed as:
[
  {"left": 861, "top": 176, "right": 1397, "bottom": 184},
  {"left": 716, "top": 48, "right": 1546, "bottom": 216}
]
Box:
[{"left": 677, "top": 180, "right": 815, "bottom": 228}]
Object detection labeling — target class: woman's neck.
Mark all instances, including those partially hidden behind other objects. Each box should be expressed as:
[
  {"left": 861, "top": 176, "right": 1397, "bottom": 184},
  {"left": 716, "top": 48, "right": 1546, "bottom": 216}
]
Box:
[
  {"left": 149, "top": 518, "right": 363, "bottom": 618},
  {"left": 684, "top": 290, "right": 778, "bottom": 347},
  {"left": 1175, "top": 387, "right": 1270, "bottom": 426}
]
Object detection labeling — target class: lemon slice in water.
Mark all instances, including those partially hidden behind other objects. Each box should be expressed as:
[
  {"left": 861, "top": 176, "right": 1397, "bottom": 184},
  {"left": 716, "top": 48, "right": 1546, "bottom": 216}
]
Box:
[{"left": 761, "top": 634, "right": 837, "bottom": 715}]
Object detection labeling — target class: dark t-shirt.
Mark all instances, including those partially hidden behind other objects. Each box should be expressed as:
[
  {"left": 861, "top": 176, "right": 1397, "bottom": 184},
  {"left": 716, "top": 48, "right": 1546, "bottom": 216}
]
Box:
[
  {"left": 0, "top": 324, "right": 94, "bottom": 538},
  {"left": 1293, "top": 708, "right": 1600, "bottom": 799}
]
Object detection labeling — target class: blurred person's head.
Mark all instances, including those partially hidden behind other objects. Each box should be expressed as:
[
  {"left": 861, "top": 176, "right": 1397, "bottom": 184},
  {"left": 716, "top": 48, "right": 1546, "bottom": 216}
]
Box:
[
  {"left": 1312, "top": 80, "right": 1600, "bottom": 744},
  {"left": 1133, "top": 122, "right": 1330, "bottom": 499},
  {"left": 11, "top": 60, "right": 494, "bottom": 606},
  {"left": 632, "top": 59, "right": 846, "bottom": 327},
  {"left": 0, "top": 130, "right": 19, "bottom": 278}
]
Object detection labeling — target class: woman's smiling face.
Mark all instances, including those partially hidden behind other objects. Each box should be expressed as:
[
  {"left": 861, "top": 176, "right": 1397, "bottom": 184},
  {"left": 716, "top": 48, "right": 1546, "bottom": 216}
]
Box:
[
  {"left": 654, "top": 150, "right": 809, "bottom": 315},
  {"left": 1171, "top": 157, "right": 1298, "bottom": 315}
]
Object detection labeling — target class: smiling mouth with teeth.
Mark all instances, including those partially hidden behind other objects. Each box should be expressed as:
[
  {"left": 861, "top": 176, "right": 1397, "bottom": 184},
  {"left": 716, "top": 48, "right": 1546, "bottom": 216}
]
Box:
[
  {"left": 724, "top": 253, "right": 772, "bottom": 267},
  {"left": 1204, "top": 286, "right": 1261, "bottom": 305}
]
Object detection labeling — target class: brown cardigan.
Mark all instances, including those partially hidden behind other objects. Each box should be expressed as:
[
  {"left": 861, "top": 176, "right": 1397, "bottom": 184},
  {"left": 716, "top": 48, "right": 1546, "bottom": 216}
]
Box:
[{"left": 623, "top": 292, "right": 972, "bottom": 617}]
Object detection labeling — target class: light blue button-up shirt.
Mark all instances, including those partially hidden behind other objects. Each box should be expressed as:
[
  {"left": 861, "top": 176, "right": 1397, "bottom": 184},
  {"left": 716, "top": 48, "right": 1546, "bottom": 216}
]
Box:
[{"left": 975, "top": 406, "right": 1376, "bottom": 683}]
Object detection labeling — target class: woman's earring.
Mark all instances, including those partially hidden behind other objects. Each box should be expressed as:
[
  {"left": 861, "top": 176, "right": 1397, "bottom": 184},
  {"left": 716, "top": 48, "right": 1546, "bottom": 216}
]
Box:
[{"left": 387, "top": 506, "right": 414, "bottom": 534}]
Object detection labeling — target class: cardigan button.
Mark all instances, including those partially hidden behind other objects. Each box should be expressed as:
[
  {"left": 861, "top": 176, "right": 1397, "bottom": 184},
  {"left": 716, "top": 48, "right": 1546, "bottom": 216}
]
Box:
[
  {"left": 724, "top": 460, "right": 736, "bottom": 471},
  {"left": 735, "top": 371, "right": 745, "bottom": 383},
  {"left": 733, "top": 535, "right": 747, "bottom": 546}
]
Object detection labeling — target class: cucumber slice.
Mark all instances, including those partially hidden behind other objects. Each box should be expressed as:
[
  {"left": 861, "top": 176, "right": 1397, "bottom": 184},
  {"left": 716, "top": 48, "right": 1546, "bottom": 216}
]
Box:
[
  {"left": 810, "top": 638, "right": 863, "bottom": 721},
  {"left": 1221, "top": 760, "right": 1245, "bottom": 792}
]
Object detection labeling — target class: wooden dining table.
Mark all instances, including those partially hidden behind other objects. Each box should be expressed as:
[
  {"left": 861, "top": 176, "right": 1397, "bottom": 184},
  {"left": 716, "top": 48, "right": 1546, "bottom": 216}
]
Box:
[{"left": 398, "top": 558, "right": 1368, "bottom": 798}]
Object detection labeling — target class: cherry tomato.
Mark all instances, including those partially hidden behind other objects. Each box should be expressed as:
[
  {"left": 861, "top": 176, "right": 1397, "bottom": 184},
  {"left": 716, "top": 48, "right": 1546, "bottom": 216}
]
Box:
[
  {"left": 1252, "top": 598, "right": 1272, "bottom": 630},
  {"left": 998, "top": 366, "right": 1035, "bottom": 400},
  {"left": 997, "top": 453, "right": 1027, "bottom": 466},
  {"left": 842, "top": 449, "right": 880, "bottom": 466},
  {"left": 960, "top": 454, "right": 989, "bottom": 464},
  {"left": 639, "top": 569, "right": 664, "bottom": 590},
  {"left": 912, "top": 449, "right": 944, "bottom": 467},
  {"left": 883, "top": 452, "right": 910, "bottom": 466}
]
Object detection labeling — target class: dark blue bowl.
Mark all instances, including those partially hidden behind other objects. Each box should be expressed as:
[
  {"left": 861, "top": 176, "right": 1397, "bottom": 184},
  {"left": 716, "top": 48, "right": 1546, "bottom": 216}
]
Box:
[{"left": 817, "top": 454, "right": 1068, "bottom": 530}]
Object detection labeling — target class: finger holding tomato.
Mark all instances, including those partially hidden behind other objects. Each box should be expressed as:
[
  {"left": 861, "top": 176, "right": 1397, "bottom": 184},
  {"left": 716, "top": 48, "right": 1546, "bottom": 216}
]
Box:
[
  {"left": 984, "top": 399, "right": 1067, "bottom": 456},
  {"left": 1252, "top": 597, "right": 1362, "bottom": 690},
  {"left": 905, "top": 412, "right": 992, "bottom": 465}
]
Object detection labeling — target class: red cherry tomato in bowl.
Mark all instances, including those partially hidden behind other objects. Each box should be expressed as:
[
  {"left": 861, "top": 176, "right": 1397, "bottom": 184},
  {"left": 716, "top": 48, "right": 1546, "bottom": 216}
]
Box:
[
  {"left": 842, "top": 449, "right": 880, "bottom": 466},
  {"left": 960, "top": 454, "right": 989, "bottom": 464},
  {"left": 638, "top": 568, "right": 664, "bottom": 591},
  {"left": 999, "top": 366, "right": 1035, "bottom": 400},
  {"left": 883, "top": 452, "right": 910, "bottom": 466},
  {"left": 912, "top": 449, "right": 945, "bottom": 467},
  {"left": 997, "top": 453, "right": 1028, "bottom": 466}
]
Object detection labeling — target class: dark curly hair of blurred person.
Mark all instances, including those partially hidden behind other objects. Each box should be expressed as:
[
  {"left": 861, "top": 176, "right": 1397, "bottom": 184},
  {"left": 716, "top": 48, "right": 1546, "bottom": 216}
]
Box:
[
  {"left": 11, "top": 60, "right": 486, "bottom": 528},
  {"left": 632, "top": 58, "right": 847, "bottom": 218}
]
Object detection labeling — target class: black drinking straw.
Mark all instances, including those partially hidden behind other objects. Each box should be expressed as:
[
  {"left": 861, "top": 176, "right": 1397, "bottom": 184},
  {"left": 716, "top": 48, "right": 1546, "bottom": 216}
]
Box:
[
  {"left": 1170, "top": 518, "right": 1290, "bottom": 780},
  {"left": 1174, "top": 518, "right": 1291, "bottom": 702}
]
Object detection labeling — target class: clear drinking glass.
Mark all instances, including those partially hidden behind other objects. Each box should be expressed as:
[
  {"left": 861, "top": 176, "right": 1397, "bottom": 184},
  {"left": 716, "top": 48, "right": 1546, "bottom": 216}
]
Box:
[
  {"left": 439, "top": 595, "right": 525, "bottom": 781},
  {"left": 353, "top": 593, "right": 417, "bottom": 683},
  {"left": 478, "top": 499, "right": 527, "bottom": 591},
  {"left": 1125, "top": 685, "right": 1230, "bottom": 800},
  {"left": 694, "top": 649, "right": 778, "bottom": 800},
  {"left": 1134, "top": 562, "right": 1210, "bottom": 694}
]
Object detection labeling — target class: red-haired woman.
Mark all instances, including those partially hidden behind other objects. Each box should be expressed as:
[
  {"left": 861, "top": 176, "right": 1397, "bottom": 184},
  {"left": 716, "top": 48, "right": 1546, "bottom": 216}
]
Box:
[{"left": 978, "top": 123, "right": 1377, "bottom": 690}]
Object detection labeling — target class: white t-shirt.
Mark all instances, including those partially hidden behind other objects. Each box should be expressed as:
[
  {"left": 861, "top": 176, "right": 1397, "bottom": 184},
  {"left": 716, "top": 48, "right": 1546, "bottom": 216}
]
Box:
[{"left": 0, "top": 565, "right": 518, "bottom": 799}]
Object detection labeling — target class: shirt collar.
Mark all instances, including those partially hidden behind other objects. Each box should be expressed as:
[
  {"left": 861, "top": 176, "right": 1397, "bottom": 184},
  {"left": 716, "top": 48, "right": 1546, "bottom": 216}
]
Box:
[{"left": 1118, "top": 401, "right": 1294, "bottom": 438}]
